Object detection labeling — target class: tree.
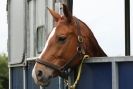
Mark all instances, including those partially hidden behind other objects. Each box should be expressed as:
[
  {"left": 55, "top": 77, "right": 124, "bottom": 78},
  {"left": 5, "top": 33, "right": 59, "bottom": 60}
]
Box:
[{"left": 0, "top": 53, "right": 8, "bottom": 89}]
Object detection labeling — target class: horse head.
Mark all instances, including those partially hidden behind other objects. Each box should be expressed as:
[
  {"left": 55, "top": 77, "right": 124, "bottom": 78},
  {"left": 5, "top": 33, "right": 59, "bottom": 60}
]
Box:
[{"left": 32, "top": 4, "right": 106, "bottom": 87}]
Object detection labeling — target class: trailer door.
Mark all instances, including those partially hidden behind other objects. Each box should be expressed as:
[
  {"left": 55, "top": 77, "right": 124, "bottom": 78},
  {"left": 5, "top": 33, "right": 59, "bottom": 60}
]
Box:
[{"left": 8, "top": 0, "right": 26, "bottom": 64}]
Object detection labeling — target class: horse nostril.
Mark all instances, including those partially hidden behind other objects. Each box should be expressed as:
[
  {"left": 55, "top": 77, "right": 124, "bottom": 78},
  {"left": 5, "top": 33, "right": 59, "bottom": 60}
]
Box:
[{"left": 37, "top": 70, "right": 43, "bottom": 79}]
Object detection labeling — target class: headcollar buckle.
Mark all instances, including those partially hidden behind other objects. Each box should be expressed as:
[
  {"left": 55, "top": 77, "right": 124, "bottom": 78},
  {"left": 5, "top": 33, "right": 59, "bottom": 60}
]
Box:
[{"left": 78, "top": 36, "right": 83, "bottom": 43}]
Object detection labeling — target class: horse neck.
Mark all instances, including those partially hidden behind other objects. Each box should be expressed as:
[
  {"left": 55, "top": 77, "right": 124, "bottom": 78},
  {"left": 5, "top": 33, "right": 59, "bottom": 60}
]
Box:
[{"left": 78, "top": 20, "right": 107, "bottom": 57}]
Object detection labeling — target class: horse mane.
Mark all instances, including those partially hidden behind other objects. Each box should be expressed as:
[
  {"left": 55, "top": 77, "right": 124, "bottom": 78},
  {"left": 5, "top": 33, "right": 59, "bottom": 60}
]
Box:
[{"left": 75, "top": 17, "right": 107, "bottom": 57}]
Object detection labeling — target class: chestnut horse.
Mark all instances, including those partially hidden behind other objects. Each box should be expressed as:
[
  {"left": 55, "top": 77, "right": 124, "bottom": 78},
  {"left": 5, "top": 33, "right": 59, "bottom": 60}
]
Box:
[{"left": 32, "top": 4, "right": 107, "bottom": 87}]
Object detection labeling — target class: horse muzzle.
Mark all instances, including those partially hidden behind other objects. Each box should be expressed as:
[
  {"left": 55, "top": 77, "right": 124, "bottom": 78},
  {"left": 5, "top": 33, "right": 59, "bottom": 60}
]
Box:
[{"left": 32, "top": 64, "right": 52, "bottom": 87}]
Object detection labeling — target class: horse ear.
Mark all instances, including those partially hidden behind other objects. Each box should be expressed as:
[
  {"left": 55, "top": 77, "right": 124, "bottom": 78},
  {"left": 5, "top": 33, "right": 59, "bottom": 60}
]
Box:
[
  {"left": 47, "top": 7, "right": 61, "bottom": 22},
  {"left": 62, "top": 4, "right": 72, "bottom": 23}
]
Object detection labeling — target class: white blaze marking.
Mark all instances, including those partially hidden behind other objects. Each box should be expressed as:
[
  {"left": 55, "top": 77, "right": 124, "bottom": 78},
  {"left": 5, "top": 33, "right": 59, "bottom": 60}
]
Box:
[
  {"left": 39, "top": 27, "right": 56, "bottom": 58},
  {"left": 32, "top": 64, "right": 38, "bottom": 84}
]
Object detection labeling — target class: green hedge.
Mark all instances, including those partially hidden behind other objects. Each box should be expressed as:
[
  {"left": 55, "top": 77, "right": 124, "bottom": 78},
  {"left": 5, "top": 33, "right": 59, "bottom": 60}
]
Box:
[{"left": 0, "top": 54, "right": 8, "bottom": 89}]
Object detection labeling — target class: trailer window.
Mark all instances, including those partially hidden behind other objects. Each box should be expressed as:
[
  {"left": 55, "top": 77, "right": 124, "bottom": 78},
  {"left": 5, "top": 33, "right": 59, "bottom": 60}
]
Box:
[
  {"left": 35, "top": 0, "right": 47, "bottom": 55},
  {"left": 37, "top": 26, "right": 45, "bottom": 53},
  {"left": 73, "top": 0, "right": 125, "bottom": 56}
]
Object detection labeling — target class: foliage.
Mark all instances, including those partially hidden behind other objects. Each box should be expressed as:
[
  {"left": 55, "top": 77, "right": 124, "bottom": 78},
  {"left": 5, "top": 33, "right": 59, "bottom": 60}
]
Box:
[{"left": 0, "top": 53, "right": 8, "bottom": 89}]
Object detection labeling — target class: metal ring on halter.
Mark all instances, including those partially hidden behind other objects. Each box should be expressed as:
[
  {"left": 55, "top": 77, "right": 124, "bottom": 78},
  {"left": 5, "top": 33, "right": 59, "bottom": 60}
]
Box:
[
  {"left": 78, "top": 36, "right": 83, "bottom": 43},
  {"left": 77, "top": 46, "right": 85, "bottom": 55}
]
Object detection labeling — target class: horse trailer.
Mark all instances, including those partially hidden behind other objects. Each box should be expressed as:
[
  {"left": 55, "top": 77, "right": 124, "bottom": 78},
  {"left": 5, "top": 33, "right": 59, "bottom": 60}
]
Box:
[{"left": 7, "top": 0, "right": 133, "bottom": 89}]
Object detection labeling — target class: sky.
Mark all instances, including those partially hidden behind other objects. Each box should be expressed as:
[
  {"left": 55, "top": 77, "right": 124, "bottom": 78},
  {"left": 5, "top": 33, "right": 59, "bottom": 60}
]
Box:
[
  {"left": 73, "top": 0, "right": 125, "bottom": 56},
  {"left": 73, "top": 0, "right": 133, "bottom": 56},
  {"left": 0, "top": 0, "right": 8, "bottom": 54},
  {"left": 0, "top": 0, "right": 132, "bottom": 56}
]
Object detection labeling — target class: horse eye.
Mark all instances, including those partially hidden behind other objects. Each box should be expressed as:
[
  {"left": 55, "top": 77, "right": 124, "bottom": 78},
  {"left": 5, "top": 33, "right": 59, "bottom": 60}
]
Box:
[{"left": 58, "top": 36, "right": 66, "bottom": 44}]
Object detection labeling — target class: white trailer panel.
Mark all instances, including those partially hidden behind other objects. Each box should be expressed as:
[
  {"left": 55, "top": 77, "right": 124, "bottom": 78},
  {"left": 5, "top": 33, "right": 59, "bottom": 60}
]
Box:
[{"left": 8, "top": 0, "right": 26, "bottom": 64}]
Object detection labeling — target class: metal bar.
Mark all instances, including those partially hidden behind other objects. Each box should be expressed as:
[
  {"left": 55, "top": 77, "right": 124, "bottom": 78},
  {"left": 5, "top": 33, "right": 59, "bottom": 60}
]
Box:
[
  {"left": 8, "top": 0, "right": 11, "bottom": 64},
  {"left": 23, "top": 67, "right": 26, "bottom": 89},
  {"left": 59, "top": 77, "right": 64, "bottom": 89},
  {"left": 67, "top": 0, "right": 73, "bottom": 13},
  {"left": 112, "top": 61, "right": 119, "bottom": 89},
  {"left": 125, "top": 0, "right": 130, "bottom": 56},
  {"left": 26, "top": 56, "right": 133, "bottom": 63},
  {"left": 40, "top": 86, "right": 44, "bottom": 89},
  {"left": 85, "top": 56, "right": 133, "bottom": 63},
  {"left": 9, "top": 68, "right": 12, "bottom": 89},
  {"left": 26, "top": 57, "right": 37, "bottom": 61},
  {"left": 8, "top": 64, "right": 26, "bottom": 67}
]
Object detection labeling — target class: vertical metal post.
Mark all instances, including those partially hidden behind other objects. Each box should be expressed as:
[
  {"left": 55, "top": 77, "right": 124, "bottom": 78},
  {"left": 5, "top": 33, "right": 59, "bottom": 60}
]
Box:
[
  {"left": 59, "top": 77, "right": 64, "bottom": 89},
  {"left": 23, "top": 67, "right": 26, "bottom": 89},
  {"left": 125, "top": 0, "right": 130, "bottom": 56},
  {"left": 112, "top": 61, "right": 119, "bottom": 89},
  {"left": 67, "top": 0, "right": 73, "bottom": 14},
  {"left": 40, "top": 86, "right": 44, "bottom": 89},
  {"left": 9, "top": 68, "right": 12, "bottom": 89}
]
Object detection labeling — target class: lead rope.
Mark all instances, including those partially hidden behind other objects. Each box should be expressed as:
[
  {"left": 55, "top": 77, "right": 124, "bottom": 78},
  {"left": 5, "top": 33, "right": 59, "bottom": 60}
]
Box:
[{"left": 64, "top": 55, "right": 90, "bottom": 89}]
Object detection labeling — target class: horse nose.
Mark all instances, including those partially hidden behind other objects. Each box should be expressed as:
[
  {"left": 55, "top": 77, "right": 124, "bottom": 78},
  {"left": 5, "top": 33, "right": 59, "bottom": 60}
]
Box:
[
  {"left": 36, "top": 69, "right": 48, "bottom": 81},
  {"left": 36, "top": 70, "right": 43, "bottom": 80},
  {"left": 36, "top": 69, "right": 51, "bottom": 81},
  {"left": 33, "top": 69, "right": 50, "bottom": 86}
]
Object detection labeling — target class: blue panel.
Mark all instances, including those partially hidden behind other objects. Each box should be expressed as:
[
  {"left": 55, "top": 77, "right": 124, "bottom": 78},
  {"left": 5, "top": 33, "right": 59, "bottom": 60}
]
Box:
[
  {"left": 11, "top": 67, "right": 23, "bottom": 89},
  {"left": 119, "top": 62, "right": 133, "bottom": 89},
  {"left": 27, "top": 62, "right": 40, "bottom": 89},
  {"left": 45, "top": 77, "right": 59, "bottom": 89},
  {"left": 77, "top": 63, "right": 112, "bottom": 89}
]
